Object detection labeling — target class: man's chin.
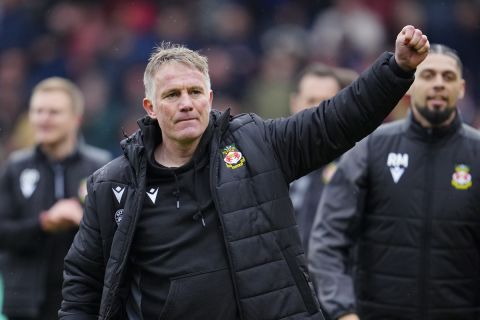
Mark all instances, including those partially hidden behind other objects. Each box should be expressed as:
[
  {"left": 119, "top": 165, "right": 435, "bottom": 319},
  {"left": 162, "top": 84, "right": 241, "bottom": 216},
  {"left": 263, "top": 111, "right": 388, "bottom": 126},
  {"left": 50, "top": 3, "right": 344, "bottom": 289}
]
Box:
[
  {"left": 417, "top": 106, "right": 456, "bottom": 126},
  {"left": 35, "top": 135, "right": 59, "bottom": 145},
  {"left": 175, "top": 130, "right": 203, "bottom": 144}
]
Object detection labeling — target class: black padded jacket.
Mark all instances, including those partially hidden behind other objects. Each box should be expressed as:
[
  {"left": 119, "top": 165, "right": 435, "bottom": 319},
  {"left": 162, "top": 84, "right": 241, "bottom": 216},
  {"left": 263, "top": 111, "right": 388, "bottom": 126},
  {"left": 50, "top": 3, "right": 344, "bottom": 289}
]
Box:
[
  {"left": 310, "top": 114, "right": 480, "bottom": 320},
  {"left": 59, "top": 52, "right": 414, "bottom": 320}
]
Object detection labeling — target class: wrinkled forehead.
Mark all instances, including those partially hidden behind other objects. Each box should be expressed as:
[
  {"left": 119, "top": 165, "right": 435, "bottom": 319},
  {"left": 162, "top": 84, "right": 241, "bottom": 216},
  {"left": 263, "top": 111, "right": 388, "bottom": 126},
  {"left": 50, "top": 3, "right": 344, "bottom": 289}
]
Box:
[{"left": 155, "top": 62, "right": 209, "bottom": 86}]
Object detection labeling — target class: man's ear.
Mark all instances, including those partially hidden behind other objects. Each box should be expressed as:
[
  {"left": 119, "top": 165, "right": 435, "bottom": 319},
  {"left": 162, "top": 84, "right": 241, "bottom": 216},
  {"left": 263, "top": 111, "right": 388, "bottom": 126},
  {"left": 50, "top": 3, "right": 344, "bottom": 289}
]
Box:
[
  {"left": 143, "top": 98, "right": 156, "bottom": 118},
  {"left": 458, "top": 78, "right": 466, "bottom": 100}
]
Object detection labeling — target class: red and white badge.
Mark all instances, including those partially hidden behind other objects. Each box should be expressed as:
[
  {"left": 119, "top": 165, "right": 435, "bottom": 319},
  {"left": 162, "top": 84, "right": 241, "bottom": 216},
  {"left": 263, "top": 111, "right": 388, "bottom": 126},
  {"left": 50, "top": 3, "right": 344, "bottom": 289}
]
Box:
[
  {"left": 451, "top": 164, "right": 472, "bottom": 190},
  {"left": 222, "top": 144, "right": 246, "bottom": 169}
]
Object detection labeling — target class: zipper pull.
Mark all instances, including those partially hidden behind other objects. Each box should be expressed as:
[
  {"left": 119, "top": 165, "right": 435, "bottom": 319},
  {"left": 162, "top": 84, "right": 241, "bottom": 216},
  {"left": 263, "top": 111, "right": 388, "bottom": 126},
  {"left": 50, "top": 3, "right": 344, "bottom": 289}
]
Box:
[
  {"left": 193, "top": 211, "right": 206, "bottom": 228},
  {"left": 172, "top": 190, "right": 180, "bottom": 209}
]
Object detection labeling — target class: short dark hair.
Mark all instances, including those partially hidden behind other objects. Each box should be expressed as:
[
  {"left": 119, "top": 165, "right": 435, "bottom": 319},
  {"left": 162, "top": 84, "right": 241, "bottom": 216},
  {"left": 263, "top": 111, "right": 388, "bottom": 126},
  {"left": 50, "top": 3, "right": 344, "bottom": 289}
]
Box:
[
  {"left": 429, "top": 44, "right": 463, "bottom": 76},
  {"left": 293, "top": 64, "right": 341, "bottom": 93},
  {"left": 293, "top": 63, "right": 358, "bottom": 93}
]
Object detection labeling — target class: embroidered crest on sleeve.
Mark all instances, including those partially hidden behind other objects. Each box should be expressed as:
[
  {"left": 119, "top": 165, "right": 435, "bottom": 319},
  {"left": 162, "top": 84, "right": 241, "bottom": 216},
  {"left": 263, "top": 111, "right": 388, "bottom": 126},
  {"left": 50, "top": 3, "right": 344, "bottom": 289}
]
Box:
[
  {"left": 222, "top": 144, "right": 246, "bottom": 169},
  {"left": 451, "top": 164, "right": 472, "bottom": 190}
]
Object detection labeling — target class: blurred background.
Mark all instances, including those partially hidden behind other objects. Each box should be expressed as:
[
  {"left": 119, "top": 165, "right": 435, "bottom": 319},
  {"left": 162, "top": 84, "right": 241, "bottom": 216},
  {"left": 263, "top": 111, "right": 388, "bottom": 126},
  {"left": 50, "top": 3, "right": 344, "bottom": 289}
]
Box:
[{"left": 0, "top": 0, "right": 479, "bottom": 159}]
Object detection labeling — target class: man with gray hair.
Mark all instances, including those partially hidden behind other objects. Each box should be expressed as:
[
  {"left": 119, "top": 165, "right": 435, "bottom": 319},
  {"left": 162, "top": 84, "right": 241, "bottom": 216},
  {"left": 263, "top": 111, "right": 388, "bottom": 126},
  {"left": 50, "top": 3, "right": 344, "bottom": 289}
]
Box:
[
  {"left": 60, "top": 25, "right": 429, "bottom": 319},
  {"left": 0, "top": 77, "right": 111, "bottom": 320}
]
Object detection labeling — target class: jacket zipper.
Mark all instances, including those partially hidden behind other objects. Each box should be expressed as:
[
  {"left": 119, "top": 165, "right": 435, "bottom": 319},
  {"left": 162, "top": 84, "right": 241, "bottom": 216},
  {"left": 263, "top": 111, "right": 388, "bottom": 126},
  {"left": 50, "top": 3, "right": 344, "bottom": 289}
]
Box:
[
  {"left": 104, "top": 147, "right": 146, "bottom": 319},
  {"left": 209, "top": 135, "right": 245, "bottom": 320},
  {"left": 419, "top": 131, "right": 434, "bottom": 320}
]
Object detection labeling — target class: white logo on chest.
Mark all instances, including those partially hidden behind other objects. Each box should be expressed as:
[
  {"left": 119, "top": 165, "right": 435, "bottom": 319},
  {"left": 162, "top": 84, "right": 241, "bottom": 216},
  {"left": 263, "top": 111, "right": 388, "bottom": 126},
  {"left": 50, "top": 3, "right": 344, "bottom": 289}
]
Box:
[
  {"left": 20, "top": 168, "right": 40, "bottom": 198},
  {"left": 387, "top": 153, "right": 409, "bottom": 183},
  {"left": 146, "top": 187, "right": 159, "bottom": 204}
]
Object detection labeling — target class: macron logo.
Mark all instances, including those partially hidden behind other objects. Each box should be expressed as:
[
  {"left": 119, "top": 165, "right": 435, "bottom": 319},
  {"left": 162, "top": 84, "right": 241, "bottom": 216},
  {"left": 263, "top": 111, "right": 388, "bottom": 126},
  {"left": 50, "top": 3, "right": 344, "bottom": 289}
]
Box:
[
  {"left": 146, "top": 187, "right": 159, "bottom": 204},
  {"left": 112, "top": 186, "right": 125, "bottom": 204},
  {"left": 387, "top": 153, "right": 409, "bottom": 183}
]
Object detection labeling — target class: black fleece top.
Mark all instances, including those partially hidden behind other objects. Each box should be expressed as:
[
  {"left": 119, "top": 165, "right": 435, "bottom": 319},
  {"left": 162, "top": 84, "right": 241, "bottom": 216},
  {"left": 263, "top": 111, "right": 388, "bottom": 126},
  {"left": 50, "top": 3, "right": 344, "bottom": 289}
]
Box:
[{"left": 126, "top": 120, "right": 238, "bottom": 319}]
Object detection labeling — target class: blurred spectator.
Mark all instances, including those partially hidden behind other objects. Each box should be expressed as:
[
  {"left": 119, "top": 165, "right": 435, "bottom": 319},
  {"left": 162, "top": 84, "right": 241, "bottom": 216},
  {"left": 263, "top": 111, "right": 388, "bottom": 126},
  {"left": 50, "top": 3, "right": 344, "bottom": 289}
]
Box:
[
  {"left": 117, "top": 62, "right": 151, "bottom": 143},
  {"left": 244, "top": 24, "right": 308, "bottom": 118},
  {"left": 0, "top": 0, "right": 479, "bottom": 163},
  {"left": 0, "top": 77, "right": 111, "bottom": 319},
  {"left": 0, "top": 48, "right": 29, "bottom": 161},
  {"left": 289, "top": 63, "right": 358, "bottom": 253},
  {"left": 0, "top": 0, "right": 37, "bottom": 50},
  {"left": 309, "top": 0, "right": 386, "bottom": 70},
  {"left": 77, "top": 69, "right": 122, "bottom": 155}
]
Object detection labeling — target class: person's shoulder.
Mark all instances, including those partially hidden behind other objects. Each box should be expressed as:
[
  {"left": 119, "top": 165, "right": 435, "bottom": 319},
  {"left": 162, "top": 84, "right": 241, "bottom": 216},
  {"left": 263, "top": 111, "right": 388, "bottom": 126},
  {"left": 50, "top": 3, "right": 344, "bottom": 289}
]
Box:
[
  {"left": 372, "top": 119, "right": 407, "bottom": 137},
  {"left": 78, "top": 144, "right": 112, "bottom": 164},
  {"left": 89, "top": 155, "right": 130, "bottom": 185},
  {"left": 460, "top": 123, "right": 480, "bottom": 141},
  {"left": 6, "top": 147, "right": 36, "bottom": 166},
  {"left": 212, "top": 109, "right": 257, "bottom": 132}
]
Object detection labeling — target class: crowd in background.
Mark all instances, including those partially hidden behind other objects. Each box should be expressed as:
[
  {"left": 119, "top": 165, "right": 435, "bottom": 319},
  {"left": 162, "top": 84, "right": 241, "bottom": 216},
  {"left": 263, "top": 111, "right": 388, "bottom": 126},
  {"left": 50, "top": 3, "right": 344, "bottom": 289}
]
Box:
[{"left": 1, "top": 0, "right": 479, "bottom": 159}]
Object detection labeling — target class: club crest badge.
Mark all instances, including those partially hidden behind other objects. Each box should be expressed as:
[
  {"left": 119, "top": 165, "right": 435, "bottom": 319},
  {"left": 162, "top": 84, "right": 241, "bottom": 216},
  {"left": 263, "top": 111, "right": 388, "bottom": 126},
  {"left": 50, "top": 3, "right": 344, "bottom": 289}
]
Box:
[
  {"left": 222, "top": 144, "right": 246, "bottom": 169},
  {"left": 451, "top": 164, "right": 472, "bottom": 190},
  {"left": 19, "top": 168, "right": 40, "bottom": 198}
]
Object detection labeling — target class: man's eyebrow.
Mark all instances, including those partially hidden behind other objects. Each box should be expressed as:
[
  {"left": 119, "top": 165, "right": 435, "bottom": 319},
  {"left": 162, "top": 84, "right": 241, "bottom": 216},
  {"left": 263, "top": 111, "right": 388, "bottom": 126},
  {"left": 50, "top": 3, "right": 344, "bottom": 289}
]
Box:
[
  {"left": 189, "top": 85, "right": 204, "bottom": 91},
  {"left": 420, "top": 68, "right": 459, "bottom": 76},
  {"left": 161, "top": 88, "right": 179, "bottom": 97}
]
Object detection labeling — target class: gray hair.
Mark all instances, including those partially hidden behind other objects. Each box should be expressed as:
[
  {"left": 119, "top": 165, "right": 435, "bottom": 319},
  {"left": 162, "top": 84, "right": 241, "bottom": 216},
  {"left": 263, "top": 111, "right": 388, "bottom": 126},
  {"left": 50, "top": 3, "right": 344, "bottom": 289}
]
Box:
[
  {"left": 143, "top": 42, "right": 211, "bottom": 102},
  {"left": 30, "top": 77, "right": 85, "bottom": 115}
]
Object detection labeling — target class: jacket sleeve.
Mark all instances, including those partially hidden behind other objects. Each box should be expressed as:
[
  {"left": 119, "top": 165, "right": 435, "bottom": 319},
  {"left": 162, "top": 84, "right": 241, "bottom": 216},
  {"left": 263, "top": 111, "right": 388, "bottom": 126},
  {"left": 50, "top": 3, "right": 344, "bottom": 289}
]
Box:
[
  {"left": 59, "top": 176, "right": 105, "bottom": 319},
  {"left": 0, "top": 161, "right": 44, "bottom": 252},
  {"left": 308, "top": 138, "right": 369, "bottom": 320},
  {"left": 264, "top": 52, "right": 413, "bottom": 182}
]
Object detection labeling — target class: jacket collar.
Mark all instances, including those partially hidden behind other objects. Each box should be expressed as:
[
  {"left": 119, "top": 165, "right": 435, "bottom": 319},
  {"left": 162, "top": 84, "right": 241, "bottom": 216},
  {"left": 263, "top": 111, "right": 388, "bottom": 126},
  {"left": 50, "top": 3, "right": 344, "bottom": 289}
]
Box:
[
  {"left": 405, "top": 109, "right": 462, "bottom": 143},
  {"left": 213, "top": 108, "right": 231, "bottom": 137}
]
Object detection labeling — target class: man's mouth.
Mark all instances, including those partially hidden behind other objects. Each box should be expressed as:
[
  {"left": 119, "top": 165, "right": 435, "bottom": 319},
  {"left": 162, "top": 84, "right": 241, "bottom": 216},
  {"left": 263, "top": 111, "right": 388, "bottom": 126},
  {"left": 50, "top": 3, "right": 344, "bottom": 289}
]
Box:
[
  {"left": 175, "top": 117, "right": 196, "bottom": 123},
  {"left": 427, "top": 96, "right": 447, "bottom": 109}
]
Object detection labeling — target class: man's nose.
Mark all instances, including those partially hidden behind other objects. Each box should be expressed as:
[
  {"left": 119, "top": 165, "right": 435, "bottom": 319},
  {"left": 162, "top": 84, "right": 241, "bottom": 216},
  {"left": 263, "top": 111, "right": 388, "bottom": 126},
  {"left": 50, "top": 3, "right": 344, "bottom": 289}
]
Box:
[
  {"left": 34, "top": 110, "right": 50, "bottom": 122},
  {"left": 178, "top": 91, "right": 193, "bottom": 111},
  {"left": 433, "top": 74, "right": 445, "bottom": 88}
]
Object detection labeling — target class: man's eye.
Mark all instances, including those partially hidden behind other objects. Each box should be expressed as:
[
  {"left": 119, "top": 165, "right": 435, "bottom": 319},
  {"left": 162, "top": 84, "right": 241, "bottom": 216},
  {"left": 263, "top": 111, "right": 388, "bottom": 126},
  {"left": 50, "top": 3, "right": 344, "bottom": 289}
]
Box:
[
  {"left": 444, "top": 73, "right": 456, "bottom": 81},
  {"left": 422, "top": 72, "right": 433, "bottom": 80},
  {"left": 166, "top": 92, "right": 179, "bottom": 98}
]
